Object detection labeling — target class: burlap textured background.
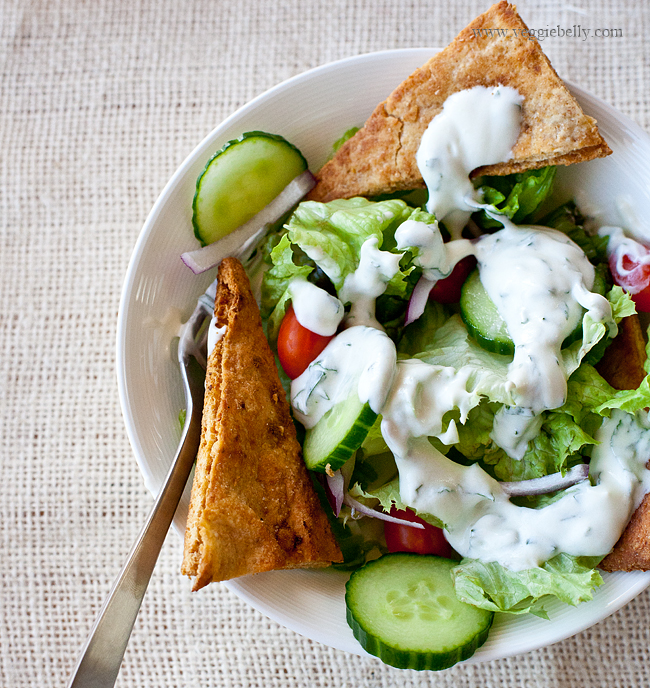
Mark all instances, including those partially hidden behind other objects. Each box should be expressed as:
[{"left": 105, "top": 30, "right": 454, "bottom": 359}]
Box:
[{"left": 1, "top": 1, "right": 649, "bottom": 686}]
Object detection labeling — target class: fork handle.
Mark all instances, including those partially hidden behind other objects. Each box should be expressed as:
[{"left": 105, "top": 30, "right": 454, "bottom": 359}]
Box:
[{"left": 67, "top": 361, "right": 205, "bottom": 688}]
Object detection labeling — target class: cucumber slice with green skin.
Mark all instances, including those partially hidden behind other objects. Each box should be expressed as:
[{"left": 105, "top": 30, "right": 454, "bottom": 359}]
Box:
[
  {"left": 460, "top": 268, "right": 606, "bottom": 356},
  {"left": 346, "top": 553, "right": 494, "bottom": 671},
  {"left": 460, "top": 269, "right": 513, "bottom": 355},
  {"left": 303, "top": 395, "right": 377, "bottom": 473},
  {"left": 192, "top": 131, "right": 308, "bottom": 246}
]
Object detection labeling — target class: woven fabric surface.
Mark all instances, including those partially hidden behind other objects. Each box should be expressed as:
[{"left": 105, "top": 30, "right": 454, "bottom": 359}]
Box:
[{"left": 1, "top": 0, "right": 650, "bottom": 686}]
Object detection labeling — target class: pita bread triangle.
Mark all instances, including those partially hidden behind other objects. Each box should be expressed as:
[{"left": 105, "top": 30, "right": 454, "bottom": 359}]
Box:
[
  {"left": 308, "top": 1, "right": 611, "bottom": 203},
  {"left": 182, "top": 258, "right": 342, "bottom": 590}
]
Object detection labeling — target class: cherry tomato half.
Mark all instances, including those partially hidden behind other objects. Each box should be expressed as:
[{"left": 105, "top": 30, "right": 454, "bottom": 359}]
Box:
[
  {"left": 277, "top": 305, "right": 333, "bottom": 379},
  {"left": 609, "top": 247, "right": 650, "bottom": 312},
  {"left": 429, "top": 255, "right": 477, "bottom": 304},
  {"left": 384, "top": 507, "right": 454, "bottom": 557}
]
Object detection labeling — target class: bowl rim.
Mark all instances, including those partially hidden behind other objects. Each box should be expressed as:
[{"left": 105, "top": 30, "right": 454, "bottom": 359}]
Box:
[{"left": 116, "top": 47, "right": 650, "bottom": 665}]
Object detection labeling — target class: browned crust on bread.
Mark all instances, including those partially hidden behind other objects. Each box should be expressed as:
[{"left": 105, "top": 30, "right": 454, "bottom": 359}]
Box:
[
  {"left": 181, "top": 258, "right": 342, "bottom": 590},
  {"left": 597, "top": 314, "right": 650, "bottom": 571},
  {"left": 308, "top": 1, "right": 611, "bottom": 203},
  {"left": 596, "top": 313, "right": 647, "bottom": 393}
]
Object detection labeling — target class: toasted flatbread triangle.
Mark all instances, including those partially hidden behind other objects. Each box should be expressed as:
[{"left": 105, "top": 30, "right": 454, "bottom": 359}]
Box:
[
  {"left": 182, "top": 258, "right": 342, "bottom": 590},
  {"left": 308, "top": 1, "right": 611, "bottom": 203}
]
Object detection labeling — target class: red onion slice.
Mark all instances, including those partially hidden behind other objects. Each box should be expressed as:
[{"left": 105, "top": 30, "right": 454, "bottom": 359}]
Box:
[
  {"left": 405, "top": 274, "right": 436, "bottom": 325},
  {"left": 326, "top": 470, "right": 345, "bottom": 517},
  {"left": 501, "top": 464, "right": 590, "bottom": 497},
  {"left": 343, "top": 494, "right": 425, "bottom": 529},
  {"left": 181, "top": 169, "right": 316, "bottom": 274}
]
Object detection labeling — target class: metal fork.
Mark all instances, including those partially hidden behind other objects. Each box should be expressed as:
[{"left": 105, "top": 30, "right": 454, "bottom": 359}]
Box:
[{"left": 66, "top": 280, "right": 216, "bottom": 688}]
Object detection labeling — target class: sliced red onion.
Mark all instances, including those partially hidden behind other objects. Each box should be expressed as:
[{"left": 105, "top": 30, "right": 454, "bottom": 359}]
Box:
[
  {"left": 181, "top": 169, "right": 316, "bottom": 274},
  {"left": 501, "top": 464, "right": 590, "bottom": 497},
  {"left": 342, "top": 494, "right": 425, "bottom": 529},
  {"left": 326, "top": 470, "right": 345, "bottom": 518},
  {"left": 405, "top": 274, "right": 436, "bottom": 325}
]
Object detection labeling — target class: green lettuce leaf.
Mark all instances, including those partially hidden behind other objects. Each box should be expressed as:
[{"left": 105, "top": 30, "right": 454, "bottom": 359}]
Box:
[
  {"left": 398, "top": 300, "right": 449, "bottom": 358},
  {"left": 607, "top": 285, "right": 637, "bottom": 321},
  {"left": 414, "top": 315, "right": 517, "bottom": 406},
  {"left": 473, "top": 167, "right": 557, "bottom": 230},
  {"left": 350, "top": 478, "right": 444, "bottom": 529},
  {"left": 593, "top": 374, "right": 650, "bottom": 415},
  {"left": 452, "top": 553, "right": 604, "bottom": 615},
  {"left": 562, "top": 363, "right": 619, "bottom": 421},
  {"left": 331, "top": 127, "right": 359, "bottom": 155},
  {"left": 261, "top": 198, "right": 420, "bottom": 341},
  {"left": 283, "top": 198, "right": 413, "bottom": 290},
  {"left": 538, "top": 200, "right": 609, "bottom": 266},
  {"left": 261, "top": 234, "right": 313, "bottom": 341},
  {"left": 452, "top": 400, "right": 596, "bottom": 482}
]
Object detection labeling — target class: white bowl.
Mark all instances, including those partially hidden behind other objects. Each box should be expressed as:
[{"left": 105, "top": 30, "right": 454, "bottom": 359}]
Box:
[{"left": 117, "top": 48, "right": 650, "bottom": 665}]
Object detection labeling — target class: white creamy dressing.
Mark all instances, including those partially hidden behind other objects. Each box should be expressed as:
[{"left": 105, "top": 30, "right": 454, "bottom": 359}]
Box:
[
  {"left": 397, "top": 216, "right": 614, "bottom": 418},
  {"left": 289, "top": 277, "right": 344, "bottom": 336},
  {"left": 382, "top": 409, "right": 650, "bottom": 570},
  {"left": 490, "top": 405, "right": 544, "bottom": 461},
  {"left": 207, "top": 321, "right": 227, "bottom": 358},
  {"left": 395, "top": 219, "right": 474, "bottom": 281},
  {"left": 475, "top": 222, "right": 613, "bottom": 413},
  {"left": 416, "top": 85, "right": 523, "bottom": 239},
  {"left": 339, "top": 236, "right": 403, "bottom": 329},
  {"left": 290, "top": 326, "right": 396, "bottom": 429},
  {"left": 381, "top": 359, "right": 480, "bottom": 443},
  {"left": 284, "top": 85, "right": 650, "bottom": 572}
]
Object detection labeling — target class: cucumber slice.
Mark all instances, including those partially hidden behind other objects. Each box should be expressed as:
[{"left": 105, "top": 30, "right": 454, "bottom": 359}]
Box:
[
  {"left": 459, "top": 268, "right": 605, "bottom": 356},
  {"left": 192, "top": 131, "right": 308, "bottom": 246},
  {"left": 303, "top": 395, "right": 377, "bottom": 473},
  {"left": 460, "top": 269, "right": 513, "bottom": 355},
  {"left": 345, "top": 553, "right": 493, "bottom": 671}
]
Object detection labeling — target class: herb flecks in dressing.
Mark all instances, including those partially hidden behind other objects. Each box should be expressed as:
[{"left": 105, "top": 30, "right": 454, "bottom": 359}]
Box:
[
  {"left": 416, "top": 85, "right": 523, "bottom": 239},
  {"left": 475, "top": 222, "right": 613, "bottom": 413},
  {"left": 291, "top": 326, "right": 396, "bottom": 429},
  {"left": 383, "top": 409, "right": 650, "bottom": 571}
]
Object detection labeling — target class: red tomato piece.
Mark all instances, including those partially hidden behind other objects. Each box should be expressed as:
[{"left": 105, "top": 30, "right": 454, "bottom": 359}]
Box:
[
  {"left": 277, "top": 305, "right": 333, "bottom": 379},
  {"left": 384, "top": 507, "right": 454, "bottom": 557},
  {"left": 429, "top": 255, "right": 477, "bottom": 304},
  {"left": 609, "top": 247, "right": 650, "bottom": 312}
]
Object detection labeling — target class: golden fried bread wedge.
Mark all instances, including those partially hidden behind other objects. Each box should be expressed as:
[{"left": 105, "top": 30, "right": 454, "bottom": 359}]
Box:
[
  {"left": 182, "top": 258, "right": 342, "bottom": 590},
  {"left": 308, "top": 1, "right": 611, "bottom": 203},
  {"left": 597, "top": 314, "right": 650, "bottom": 571}
]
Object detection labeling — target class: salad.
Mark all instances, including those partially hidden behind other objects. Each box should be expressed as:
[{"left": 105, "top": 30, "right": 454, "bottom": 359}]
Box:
[
  {"left": 174, "top": 10, "right": 650, "bottom": 672},
  {"left": 180, "top": 119, "right": 650, "bottom": 669}
]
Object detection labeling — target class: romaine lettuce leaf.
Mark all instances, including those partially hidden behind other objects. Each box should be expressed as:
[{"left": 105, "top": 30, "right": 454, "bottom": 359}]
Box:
[
  {"left": 452, "top": 400, "right": 596, "bottom": 482},
  {"left": 607, "top": 285, "right": 637, "bottom": 321},
  {"left": 283, "top": 198, "right": 413, "bottom": 290},
  {"left": 397, "top": 300, "right": 449, "bottom": 358},
  {"left": 452, "top": 553, "right": 604, "bottom": 616},
  {"left": 538, "top": 200, "right": 609, "bottom": 266},
  {"left": 332, "top": 127, "right": 359, "bottom": 155},
  {"left": 414, "top": 315, "right": 517, "bottom": 406},
  {"left": 261, "top": 234, "right": 313, "bottom": 340},
  {"left": 593, "top": 374, "right": 650, "bottom": 415},
  {"left": 473, "top": 167, "right": 557, "bottom": 231},
  {"left": 350, "top": 478, "right": 444, "bottom": 529}
]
